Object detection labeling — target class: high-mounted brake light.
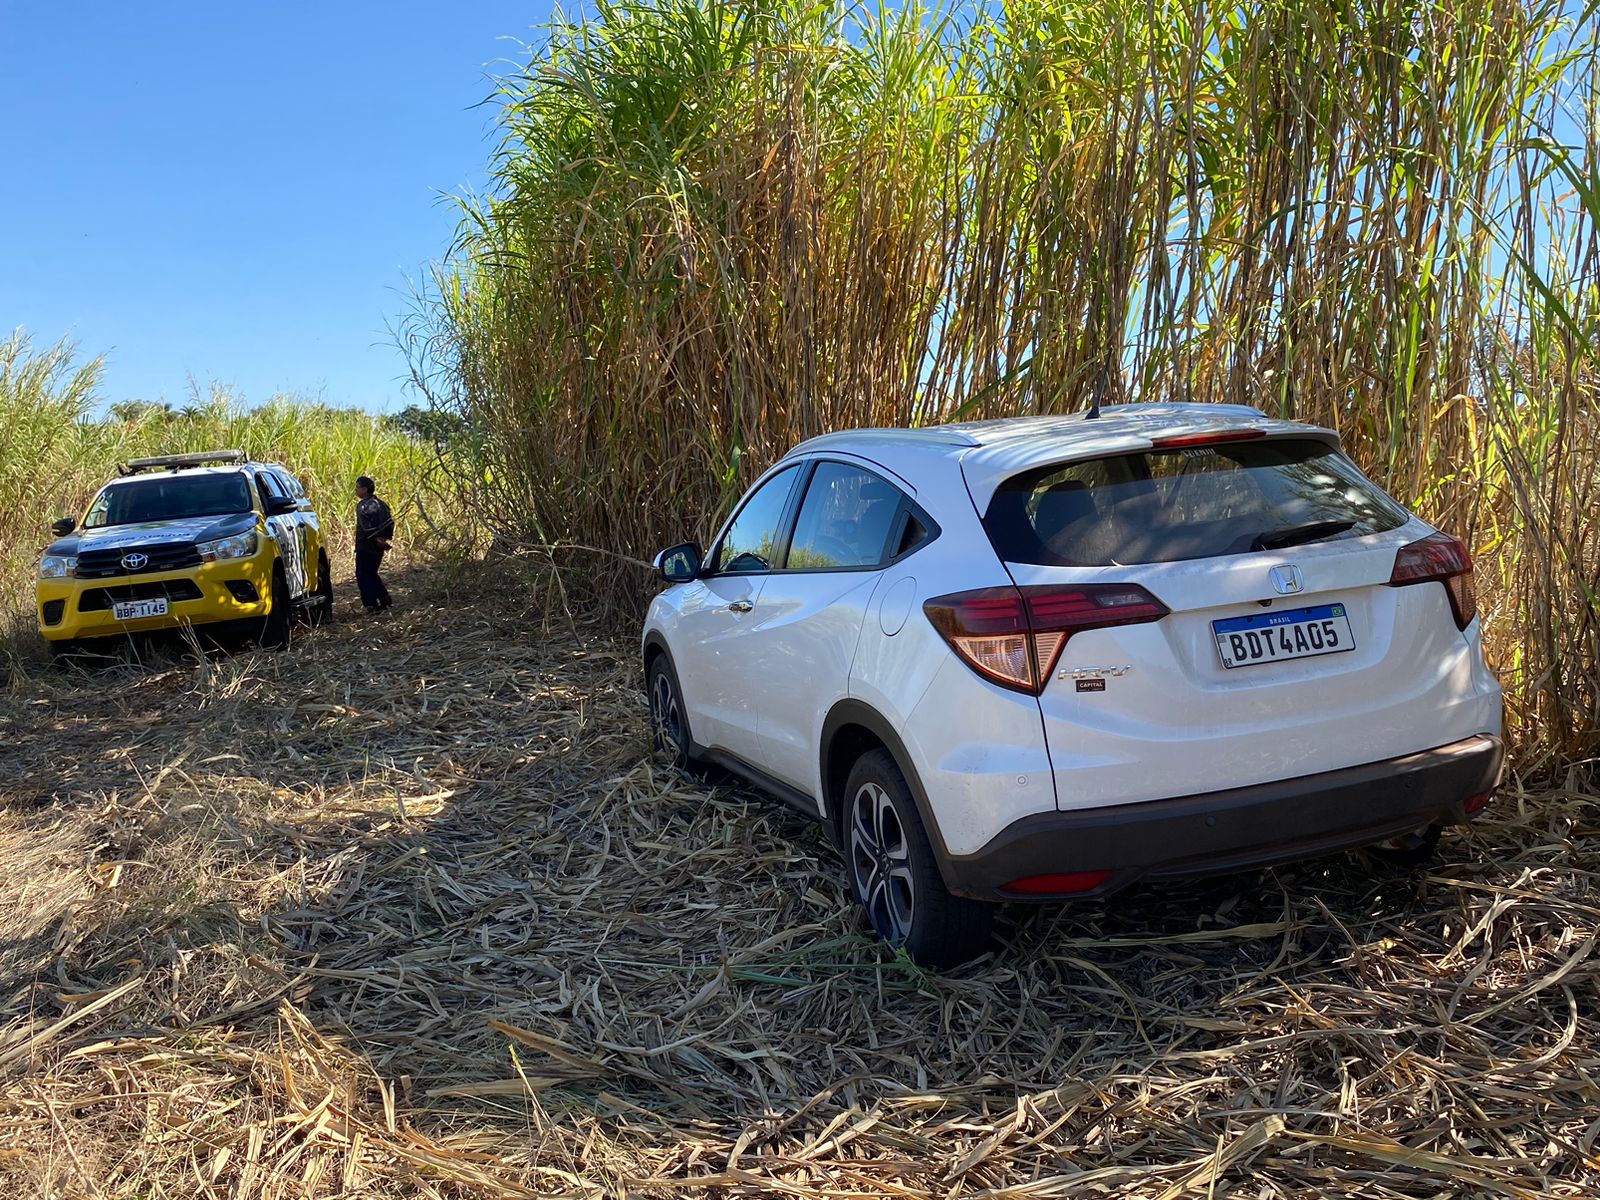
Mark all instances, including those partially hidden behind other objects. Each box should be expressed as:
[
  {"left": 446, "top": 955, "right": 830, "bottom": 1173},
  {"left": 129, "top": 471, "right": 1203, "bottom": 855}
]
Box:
[
  {"left": 1149, "top": 429, "right": 1267, "bottom": 450},
  {"left": 923, "top": 584, "right": 1169, "bottom": 695},
  {"left": 1388, "top": 532, "right": 1476, "bottom": 630}
]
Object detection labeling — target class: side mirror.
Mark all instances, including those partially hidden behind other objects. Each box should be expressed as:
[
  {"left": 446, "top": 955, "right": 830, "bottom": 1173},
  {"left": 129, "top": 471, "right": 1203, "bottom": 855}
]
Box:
[
  {"left": 50, "top": 517, "right": 76, "bottom": 537},
  {"left": 265, "top": 497, "right": 299, "bottom": 516},
  {"left": 654, "top": 542, "right": 702, "bottom": 583}
]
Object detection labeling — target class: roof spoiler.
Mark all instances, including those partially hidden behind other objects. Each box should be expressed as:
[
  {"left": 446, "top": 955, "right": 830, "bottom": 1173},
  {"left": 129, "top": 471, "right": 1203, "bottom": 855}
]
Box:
[{"left": 118, "top": 449, "right": 247, "bottom": 476}]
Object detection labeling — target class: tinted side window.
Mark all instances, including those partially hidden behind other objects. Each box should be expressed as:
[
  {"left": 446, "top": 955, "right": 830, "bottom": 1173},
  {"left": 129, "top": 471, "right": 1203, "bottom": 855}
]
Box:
[
  {"left": 787, "top": 462, "right": 906, "bottom": 570},
  {"left": 84, "top": 490, "right": 110, "bottom": 528},
  {"left": 274, "top": 469, "right": 305, "bottom": 500},
  {"left": 713, "top": 465, "right": 801, "bottom": 574},
  {"left": 895, "top": 512, "right": 931, "bottom": 558},
  {"left": 257, "top": 471, "right": 288, "bottom": 507}
]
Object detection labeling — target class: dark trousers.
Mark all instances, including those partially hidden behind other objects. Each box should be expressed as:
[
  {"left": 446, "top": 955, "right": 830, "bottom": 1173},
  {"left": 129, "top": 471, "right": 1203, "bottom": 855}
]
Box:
[{"left": 355, "top": 546, "right": 391, "bottom": 610}]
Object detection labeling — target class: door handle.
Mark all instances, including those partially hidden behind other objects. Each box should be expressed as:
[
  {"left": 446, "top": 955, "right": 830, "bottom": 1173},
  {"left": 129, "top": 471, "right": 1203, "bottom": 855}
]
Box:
[{"left": 727, "top": 600, "right": 753, "bottom": 613}]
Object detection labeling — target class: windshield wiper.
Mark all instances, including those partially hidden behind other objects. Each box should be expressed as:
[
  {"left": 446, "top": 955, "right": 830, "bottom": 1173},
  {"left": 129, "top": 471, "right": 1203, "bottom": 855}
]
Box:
[{"left": 1251, "top": 520, "right": 1356, "bottom": 551}]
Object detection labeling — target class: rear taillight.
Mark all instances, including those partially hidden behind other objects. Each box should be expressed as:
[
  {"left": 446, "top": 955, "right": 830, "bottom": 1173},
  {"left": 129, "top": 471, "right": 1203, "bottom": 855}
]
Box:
[
  {"left": 1388, "top": 532, "right": 1476, "bottom": 629},
  {"left": 923, "top": 584, "right": 1169, "bottom": 695}
]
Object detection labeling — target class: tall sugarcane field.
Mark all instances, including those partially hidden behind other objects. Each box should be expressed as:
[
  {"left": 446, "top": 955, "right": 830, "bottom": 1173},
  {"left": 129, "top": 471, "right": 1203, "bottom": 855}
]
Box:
[{"left": 1, "top": 0, "right": 1598, "bottom": 1195}]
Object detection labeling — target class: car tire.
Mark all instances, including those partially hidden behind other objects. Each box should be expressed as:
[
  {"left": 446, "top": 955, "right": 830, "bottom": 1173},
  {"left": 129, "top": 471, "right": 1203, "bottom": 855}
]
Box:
[
  {"left": 843, "top": 748, "right": 994, "bottom": 968},
  {"left": 646, "top": 653, "right": 698, "bottom": 773},
  {"left": 310, "top": 549, "right": 334, "bottom": 626},
  {"left": 259, "top": 566, "right": 292, "bottom": 650},
  {"left": 48, "top": 639, "right": 85, "bottom": 667}
]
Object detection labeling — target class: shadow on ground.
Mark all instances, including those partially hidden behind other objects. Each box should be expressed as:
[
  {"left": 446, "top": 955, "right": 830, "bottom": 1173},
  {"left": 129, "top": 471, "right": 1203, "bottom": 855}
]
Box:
[{"left": 1, "top": 562, "right": 1596, "bottom": 1198}]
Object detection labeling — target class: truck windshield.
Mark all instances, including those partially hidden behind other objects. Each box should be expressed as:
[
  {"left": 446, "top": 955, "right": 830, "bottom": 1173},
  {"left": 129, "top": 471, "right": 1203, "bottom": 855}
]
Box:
[
  {"left": 983, "top": 438, "right": 1410, "bottom": 566},
  {"left": 84, "top": 474, "right": 254, "bottom": 529}
]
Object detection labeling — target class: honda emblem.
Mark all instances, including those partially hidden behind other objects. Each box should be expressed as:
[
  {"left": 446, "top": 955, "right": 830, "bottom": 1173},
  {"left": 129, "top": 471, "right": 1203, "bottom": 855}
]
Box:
[{"left": 1269, "top": 564, "right": 1304, "bottom": 595}]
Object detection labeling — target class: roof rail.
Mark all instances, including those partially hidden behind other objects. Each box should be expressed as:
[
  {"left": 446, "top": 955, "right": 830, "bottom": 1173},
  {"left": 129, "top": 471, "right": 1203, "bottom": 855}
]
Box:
[{"left": 118, "top": 449, "right": 248, "bottom": 476}]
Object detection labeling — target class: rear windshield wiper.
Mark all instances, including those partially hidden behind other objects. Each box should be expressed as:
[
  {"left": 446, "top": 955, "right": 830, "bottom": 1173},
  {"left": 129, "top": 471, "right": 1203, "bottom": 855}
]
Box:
[{"left": 1251, "top": 520, "right": 1356, "bottom": 551}]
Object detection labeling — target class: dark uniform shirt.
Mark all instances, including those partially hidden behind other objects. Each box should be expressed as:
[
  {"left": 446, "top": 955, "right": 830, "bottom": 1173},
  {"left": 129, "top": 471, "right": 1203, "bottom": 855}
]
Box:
[{"left": 356, "top": 495, "right": 394, "bottom": 549}]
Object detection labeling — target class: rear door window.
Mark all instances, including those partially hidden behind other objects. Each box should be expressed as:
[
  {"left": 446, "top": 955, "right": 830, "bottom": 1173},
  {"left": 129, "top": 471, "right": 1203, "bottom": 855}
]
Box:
[
  {"left": 985, "top": 438, "right": 1409, "bottom": 566},
  {"left": 786, "top": 462, "right": 906, "bottom": 570},
  {"left": 272, "top": 468, "right": 305, "bottom": 501}
]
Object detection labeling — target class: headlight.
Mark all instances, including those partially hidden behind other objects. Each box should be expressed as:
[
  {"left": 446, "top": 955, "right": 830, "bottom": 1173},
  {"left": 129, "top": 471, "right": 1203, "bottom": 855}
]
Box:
[
  {"left": 197, "top": 532, "right": 258, "bottom": 561},
  {"left": 39, "top": 554, "right": 77, "bottom": 579}
]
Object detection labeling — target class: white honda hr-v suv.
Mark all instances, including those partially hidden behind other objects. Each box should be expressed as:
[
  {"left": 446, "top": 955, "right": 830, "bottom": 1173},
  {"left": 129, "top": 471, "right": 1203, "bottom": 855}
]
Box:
[{"left": 642, "top": 404, "right": 1504, "bottom": 965}]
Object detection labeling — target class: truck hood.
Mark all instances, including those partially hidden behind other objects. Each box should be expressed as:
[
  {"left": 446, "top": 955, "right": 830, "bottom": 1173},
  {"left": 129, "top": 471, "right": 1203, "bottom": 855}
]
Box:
[{"left": 47, "top": 512, "right": 259, "bottom": 556}]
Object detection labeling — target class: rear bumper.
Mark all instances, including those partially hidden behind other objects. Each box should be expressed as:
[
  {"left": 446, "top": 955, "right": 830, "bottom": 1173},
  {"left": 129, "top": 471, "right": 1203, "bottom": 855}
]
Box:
[{"left": 943, "top": 734, "right": 1505, "bottom": 900}]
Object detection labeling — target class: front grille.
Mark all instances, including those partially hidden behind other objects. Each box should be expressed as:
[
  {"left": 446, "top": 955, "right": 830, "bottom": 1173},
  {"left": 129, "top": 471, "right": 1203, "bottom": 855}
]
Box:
[
  {"left": 78, "top": 579, "right": 204, "bottom": 612},
  {"left": 41, "top": 599, "right": 65, "bottom": 626},
  {"left": 77, "top": 543, "right": 203, "bottom": 579}
]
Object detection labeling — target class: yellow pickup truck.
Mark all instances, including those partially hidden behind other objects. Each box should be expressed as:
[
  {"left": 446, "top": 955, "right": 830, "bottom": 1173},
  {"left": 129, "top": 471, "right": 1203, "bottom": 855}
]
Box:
[{"left": 37, "top": 450, "right": 334, "bottom": 653}]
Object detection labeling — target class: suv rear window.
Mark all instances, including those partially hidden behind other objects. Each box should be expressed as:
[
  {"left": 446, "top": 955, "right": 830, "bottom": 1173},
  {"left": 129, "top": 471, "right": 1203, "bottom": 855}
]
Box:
[{"left": 984, "top": 438, "right": 1409, "bottom": 567}]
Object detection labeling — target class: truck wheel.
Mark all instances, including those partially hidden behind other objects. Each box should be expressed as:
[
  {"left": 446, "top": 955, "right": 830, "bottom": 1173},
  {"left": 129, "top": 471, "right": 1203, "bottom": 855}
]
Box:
[
  {"left": 844, "top": 748, "right": 994, "bottom": 968},
  {"left": 49, "top": 639, "right": 85, "bottom": 667},
  {"left": 310, "top": 549, "right": 335, "bottom": 626},
  {"left": 259, "top": 567, "right": 292, "bottom": 650}
]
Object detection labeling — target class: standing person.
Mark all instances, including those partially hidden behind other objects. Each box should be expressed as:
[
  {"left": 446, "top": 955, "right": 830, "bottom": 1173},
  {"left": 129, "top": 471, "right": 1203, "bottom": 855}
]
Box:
[{"left": 353, "top": 475, "right": 394, "bottom": 613}]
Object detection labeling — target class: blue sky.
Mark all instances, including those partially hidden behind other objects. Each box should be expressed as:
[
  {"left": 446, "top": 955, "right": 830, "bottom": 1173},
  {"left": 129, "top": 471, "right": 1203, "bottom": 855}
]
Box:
[{"left": 0, "top": 2, "right": 548, "bottom": 413}]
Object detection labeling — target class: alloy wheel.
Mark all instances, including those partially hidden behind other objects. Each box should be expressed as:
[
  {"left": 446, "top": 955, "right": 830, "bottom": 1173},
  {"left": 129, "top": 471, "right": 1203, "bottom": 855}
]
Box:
[
  {"left": 650, "top": 669, "right": 684, "bottom": 760},
  {"left": 849, "top": 781, "right": 916, "bottom": 945}
]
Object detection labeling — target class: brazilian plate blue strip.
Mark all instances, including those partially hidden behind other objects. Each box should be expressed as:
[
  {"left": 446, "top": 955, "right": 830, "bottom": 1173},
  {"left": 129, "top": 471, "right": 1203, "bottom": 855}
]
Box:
[{"left": 1212, "top": 603, "right": 1347, "bottom": 634}]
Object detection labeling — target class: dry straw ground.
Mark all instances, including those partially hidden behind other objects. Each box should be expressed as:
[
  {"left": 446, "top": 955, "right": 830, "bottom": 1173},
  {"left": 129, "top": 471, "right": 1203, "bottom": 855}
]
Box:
[{"left": 1, "top": 565, "right": 1596, "bottom": 1198}]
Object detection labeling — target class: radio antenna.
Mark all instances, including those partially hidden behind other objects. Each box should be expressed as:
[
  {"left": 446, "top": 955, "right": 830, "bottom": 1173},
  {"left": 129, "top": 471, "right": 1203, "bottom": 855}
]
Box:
[{"left": 1086, "top": 366, "right": 1108, "bottom": 420}]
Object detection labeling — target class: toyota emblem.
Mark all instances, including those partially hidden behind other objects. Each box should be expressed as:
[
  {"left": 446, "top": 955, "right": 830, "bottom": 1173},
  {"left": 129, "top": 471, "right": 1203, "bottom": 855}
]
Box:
[{"left": 121, "top": 552, "right": 149, "bottom": 571}]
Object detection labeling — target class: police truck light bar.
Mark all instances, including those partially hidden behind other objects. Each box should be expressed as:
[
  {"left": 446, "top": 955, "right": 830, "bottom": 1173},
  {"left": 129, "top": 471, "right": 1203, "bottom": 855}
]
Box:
[{"left": 119, "top": 450, "right": 247, "bottom": 476}]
